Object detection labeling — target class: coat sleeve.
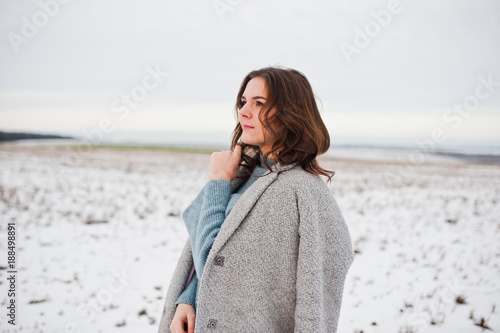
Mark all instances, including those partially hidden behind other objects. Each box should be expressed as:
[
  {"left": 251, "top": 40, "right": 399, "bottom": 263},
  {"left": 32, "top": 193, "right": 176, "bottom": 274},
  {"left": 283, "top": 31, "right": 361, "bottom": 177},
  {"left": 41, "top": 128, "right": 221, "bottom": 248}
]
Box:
[
  {"left": 293, "top": 183, "right": 354, "bottom": 333},
  {"left": 157, "top": 239, "right": 194, "bottom": 333}
]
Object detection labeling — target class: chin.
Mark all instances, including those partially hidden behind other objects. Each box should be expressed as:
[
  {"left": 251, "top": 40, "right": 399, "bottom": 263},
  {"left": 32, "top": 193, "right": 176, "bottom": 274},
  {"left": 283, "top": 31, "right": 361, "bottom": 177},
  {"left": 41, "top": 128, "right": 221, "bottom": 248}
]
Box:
[{"left": 240, "top": 135, "right": 255, "bottom": 146}]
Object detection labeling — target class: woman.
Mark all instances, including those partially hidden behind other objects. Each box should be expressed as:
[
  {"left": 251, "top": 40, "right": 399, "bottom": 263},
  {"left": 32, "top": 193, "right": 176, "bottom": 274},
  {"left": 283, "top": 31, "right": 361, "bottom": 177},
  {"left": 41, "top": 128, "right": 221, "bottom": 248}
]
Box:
[{"left": 158, "top": 67, "right": 353, "bottom": 333}]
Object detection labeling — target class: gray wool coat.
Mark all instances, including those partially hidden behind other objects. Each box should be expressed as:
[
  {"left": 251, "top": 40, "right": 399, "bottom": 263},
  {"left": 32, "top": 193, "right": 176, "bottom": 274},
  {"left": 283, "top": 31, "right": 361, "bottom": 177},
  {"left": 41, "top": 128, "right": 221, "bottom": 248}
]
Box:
[{"left": 158, "top": 160, "right": 354, "bottom": 333}]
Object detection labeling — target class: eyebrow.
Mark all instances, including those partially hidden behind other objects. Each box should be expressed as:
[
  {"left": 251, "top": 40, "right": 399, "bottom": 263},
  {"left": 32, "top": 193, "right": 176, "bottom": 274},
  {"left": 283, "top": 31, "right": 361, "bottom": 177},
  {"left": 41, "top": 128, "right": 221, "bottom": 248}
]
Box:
[{"left": 241, "top": 96, "right": 267, "bottom": 100}]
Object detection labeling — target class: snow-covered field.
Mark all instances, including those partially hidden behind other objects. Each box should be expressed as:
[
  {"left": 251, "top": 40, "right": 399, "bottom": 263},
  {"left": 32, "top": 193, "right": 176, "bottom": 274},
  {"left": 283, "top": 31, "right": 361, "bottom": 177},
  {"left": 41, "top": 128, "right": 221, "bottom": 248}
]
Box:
[{"left": 0, "top": 144, "right": 499, "bottom": 333}]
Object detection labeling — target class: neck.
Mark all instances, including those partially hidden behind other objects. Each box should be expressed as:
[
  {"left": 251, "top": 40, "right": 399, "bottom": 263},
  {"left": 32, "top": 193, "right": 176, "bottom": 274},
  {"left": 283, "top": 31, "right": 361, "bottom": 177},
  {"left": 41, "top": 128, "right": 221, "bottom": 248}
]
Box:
[{"left": 260, "top": 149, "right": 277, "bottom": 161}]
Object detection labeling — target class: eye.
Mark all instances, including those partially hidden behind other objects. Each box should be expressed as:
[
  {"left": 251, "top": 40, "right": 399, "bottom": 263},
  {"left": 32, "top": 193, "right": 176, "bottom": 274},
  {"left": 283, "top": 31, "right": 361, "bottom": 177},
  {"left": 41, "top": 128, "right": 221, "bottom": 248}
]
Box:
[{"left": 239, "top": 100, "right": 264, "bottom": 108}]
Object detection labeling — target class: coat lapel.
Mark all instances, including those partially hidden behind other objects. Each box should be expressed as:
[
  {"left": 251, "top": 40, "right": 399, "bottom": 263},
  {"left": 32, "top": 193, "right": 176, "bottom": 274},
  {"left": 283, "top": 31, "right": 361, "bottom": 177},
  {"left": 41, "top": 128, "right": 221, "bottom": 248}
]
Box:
[{"left": 209, "top": 161, "right": 298, "bottom": 259}]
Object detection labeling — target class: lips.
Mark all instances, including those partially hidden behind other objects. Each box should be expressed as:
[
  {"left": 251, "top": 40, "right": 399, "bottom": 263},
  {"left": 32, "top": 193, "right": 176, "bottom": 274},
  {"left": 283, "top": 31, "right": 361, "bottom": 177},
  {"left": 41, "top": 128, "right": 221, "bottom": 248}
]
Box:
[{"left": 242, "top": 124, "right": 254, "bottom": 129}]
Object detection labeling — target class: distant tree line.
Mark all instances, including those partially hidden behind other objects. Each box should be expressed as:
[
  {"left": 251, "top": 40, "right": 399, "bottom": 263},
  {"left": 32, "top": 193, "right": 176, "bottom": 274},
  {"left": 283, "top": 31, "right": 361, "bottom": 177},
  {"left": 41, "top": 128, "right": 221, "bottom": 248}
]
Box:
[{"left": 0, "top": 131, "right": 74, "bottom": 142}]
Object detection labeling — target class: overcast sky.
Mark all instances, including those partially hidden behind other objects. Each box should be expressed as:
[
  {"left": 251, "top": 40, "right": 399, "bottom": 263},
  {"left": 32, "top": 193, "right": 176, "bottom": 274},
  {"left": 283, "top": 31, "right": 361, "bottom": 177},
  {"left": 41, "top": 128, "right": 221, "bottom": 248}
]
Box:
[{"left": 1, "top": 0, "right": 499, "bottom": 145}]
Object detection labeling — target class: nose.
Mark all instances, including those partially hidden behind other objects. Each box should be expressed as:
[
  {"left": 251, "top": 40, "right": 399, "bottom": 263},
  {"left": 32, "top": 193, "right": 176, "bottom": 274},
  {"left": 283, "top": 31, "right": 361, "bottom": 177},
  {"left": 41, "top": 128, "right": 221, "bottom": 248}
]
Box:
[{"left": 238, "top": 104, "right": 251, "bottom": 119}]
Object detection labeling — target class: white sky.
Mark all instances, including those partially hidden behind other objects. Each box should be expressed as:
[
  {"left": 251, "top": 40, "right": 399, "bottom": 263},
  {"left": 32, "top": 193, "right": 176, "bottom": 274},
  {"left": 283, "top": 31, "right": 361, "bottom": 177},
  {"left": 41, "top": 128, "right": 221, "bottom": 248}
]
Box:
[{"left": 1, "top": 0, "right": 499, "bottom": 145}]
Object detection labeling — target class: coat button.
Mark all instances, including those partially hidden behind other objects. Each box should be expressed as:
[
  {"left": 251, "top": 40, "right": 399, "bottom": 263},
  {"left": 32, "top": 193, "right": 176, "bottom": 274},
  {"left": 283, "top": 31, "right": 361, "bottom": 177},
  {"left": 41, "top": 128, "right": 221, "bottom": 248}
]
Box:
[
  {"left": 214, "top": 255, "right": 225, "bottom": 266},
  {"left": 207, "top": 319, "right": 217, "bottom": 328}
]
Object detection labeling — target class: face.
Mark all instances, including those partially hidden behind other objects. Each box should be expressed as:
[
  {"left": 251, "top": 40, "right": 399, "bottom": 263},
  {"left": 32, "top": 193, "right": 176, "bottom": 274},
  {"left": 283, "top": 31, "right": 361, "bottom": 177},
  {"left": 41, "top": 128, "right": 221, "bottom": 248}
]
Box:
[{"left": 238, "top": 77, "right": 278, "bottom": 157}]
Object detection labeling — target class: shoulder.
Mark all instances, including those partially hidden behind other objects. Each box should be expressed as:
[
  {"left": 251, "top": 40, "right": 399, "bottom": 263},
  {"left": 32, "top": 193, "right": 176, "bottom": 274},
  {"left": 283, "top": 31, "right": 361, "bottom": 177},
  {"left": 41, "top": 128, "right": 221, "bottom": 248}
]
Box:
[
  {"left": 275, "top": 163, "right": 332, "bottom": 196},
  {"left": 276, "top": 164, "right": 347, "bottom": 219}
]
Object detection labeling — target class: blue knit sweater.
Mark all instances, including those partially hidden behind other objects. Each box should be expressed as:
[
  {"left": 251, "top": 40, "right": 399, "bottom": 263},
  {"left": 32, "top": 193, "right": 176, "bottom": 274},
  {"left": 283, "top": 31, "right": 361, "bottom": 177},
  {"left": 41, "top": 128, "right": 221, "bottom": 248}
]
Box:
[{"left": 175, "top": 154, "right": 276, "bottom": 309}]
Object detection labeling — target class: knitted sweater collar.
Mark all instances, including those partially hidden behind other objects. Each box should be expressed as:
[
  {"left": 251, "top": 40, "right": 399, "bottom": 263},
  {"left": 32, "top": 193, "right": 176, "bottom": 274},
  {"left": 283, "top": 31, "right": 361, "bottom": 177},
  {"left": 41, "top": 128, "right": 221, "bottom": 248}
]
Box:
[{"left": 258, "top": 151, "right": 277, "bottom": 168}]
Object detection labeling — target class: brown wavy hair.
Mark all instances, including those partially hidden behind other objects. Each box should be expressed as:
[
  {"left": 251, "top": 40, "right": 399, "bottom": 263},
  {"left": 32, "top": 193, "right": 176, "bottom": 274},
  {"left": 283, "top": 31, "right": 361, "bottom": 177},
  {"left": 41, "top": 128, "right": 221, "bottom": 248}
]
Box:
[{"left": 230, "top": 66, "right": 334, "bottom": 183}]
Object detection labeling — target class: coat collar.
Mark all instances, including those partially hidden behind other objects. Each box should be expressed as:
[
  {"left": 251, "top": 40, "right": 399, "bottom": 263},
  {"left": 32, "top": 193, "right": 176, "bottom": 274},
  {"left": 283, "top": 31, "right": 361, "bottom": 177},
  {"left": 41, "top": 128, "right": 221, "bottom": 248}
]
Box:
[{"left": 211, "top": 159, "right": 298, "bottom": 259}]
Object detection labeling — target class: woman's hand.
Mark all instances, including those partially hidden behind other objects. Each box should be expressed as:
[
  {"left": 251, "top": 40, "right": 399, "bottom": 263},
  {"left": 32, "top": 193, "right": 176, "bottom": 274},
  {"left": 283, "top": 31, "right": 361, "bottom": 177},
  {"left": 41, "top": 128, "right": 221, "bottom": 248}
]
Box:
[
  {"left": 170, "top": 303, "right": 196, "bottom": 333},
  {"left": 209, "top": 144, "right": 242, "bottom": 181}
]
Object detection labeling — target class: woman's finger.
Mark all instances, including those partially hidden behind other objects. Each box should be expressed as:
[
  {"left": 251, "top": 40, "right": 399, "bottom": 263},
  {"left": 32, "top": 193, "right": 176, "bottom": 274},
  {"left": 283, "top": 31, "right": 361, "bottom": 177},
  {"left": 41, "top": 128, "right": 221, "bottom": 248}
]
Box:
[
  {"left": 169, "top": 318, "right": 183, "bottom": 333},
  {"left": 209, "top": 144, "right": 243, "bottom": 181},
  {"left": 233, "top": 143, "right": 242, "bottom": 156},
  {"left": 187, "top": 313, "right": 195, "bottom": 333}
]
